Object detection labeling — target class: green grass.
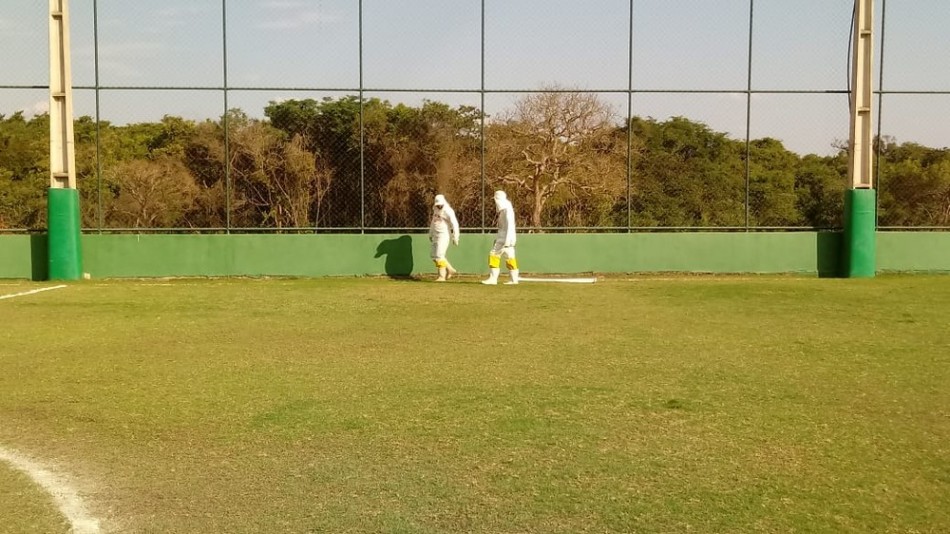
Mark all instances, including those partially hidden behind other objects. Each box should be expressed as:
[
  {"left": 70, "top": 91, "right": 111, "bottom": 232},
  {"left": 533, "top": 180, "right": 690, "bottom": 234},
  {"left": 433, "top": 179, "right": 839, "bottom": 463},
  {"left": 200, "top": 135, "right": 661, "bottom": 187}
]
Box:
[
  {"left": 0, "top": 463, "right": 70, "bottom": 534},
  {"left": 1, "top": 276, "right": 949, "bottom": 533}
]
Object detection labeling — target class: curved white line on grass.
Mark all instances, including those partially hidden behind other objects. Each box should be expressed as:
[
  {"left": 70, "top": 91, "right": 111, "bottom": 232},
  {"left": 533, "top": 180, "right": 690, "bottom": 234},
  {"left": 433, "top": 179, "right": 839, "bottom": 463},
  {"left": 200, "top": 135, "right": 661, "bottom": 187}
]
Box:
[
  {"left": 0, "top": 447, "right": 101, "bottom": 534},
  {"left": 0, "top": 285, "right": 67, "bottom": 300}
]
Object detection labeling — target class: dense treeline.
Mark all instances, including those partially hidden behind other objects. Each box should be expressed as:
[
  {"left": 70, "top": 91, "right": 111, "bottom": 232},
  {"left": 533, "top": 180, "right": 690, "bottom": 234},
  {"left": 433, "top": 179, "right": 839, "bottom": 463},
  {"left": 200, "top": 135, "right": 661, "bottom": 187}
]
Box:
[{"left": 1, "top": 93, "right": 948, "bottom": 230}]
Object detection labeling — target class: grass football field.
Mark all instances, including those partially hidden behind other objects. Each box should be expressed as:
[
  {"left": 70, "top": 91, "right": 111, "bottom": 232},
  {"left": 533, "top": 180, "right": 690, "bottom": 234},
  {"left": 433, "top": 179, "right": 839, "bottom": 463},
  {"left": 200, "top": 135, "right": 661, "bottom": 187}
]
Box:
[{"left": 1, "top": 275, "right": 949, "bottom": 533}]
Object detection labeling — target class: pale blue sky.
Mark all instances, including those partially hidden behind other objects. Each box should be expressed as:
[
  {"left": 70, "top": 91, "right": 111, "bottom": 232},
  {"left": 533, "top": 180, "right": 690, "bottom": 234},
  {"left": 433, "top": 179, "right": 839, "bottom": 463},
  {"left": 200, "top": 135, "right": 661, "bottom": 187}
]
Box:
[{"left": 1, "top": 0, "right": 948, "bottom": 156}]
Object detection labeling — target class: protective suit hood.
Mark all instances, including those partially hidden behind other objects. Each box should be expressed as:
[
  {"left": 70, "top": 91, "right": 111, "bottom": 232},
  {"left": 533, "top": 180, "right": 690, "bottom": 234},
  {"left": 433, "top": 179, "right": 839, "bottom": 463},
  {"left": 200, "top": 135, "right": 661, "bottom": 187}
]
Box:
[{"left": 493, "top": 190, "right": 511, "bottom": 212}]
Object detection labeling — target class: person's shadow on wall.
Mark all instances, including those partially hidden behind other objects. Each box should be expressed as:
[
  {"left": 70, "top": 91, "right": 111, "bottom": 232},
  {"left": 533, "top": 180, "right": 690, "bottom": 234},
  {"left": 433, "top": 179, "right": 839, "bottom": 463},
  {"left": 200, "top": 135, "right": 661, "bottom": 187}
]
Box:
[
  {"left": 374, "top": 235, "right": 417, "bottom": 279},
  {"left": 30, "top": 234, "right": 48, "bottom": 281}
]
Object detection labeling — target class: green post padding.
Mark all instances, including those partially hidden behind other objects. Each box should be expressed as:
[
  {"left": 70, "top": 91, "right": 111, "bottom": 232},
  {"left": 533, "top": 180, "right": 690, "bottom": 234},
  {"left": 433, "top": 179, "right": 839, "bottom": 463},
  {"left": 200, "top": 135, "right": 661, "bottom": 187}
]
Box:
[
  {"left": 47, "top": 187, "right": 83, "bottom": 280},
  {"left": 843, "top": 188, "right": 877, "bottom": 278}
]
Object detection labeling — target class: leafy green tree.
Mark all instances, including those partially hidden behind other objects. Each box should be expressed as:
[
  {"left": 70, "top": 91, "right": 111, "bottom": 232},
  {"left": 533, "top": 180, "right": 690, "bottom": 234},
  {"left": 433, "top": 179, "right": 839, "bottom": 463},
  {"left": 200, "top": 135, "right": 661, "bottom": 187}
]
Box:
[
  {"left": 266, "top": 97, "right": 362, "bottom": 227},
  {"left": 0, "top": 167, "right": 45, "bottom": 229},
  {"left": 878, "top": 140, "right": 950, "bottom": 226},
  {"left": 266, "top": 97, "right": 480, "bottom": 228},
  {"left": 795, "top": 153, "right": 846, "bottom": 228},
  {"left": 630, "top": 116, "right": 745, "bottom": 227},
  {"left": 368, "top": 100, "right": 481, "bottom": 228},
  {"left": 5, "top": 97, "right": 950, "bottom": 232},
  {"left": 91, "top": 115, "right": 205, "bottom": 228},
  {"left": 747, "top": 137, "right": 800, "bottom": 226},
  {"left": 0, "top": 112, "right": 49, "bottom": 228}
]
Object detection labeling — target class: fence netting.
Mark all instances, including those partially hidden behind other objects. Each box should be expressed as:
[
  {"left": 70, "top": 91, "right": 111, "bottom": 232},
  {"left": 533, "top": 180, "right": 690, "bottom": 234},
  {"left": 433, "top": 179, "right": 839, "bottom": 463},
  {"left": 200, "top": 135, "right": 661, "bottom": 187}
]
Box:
[{"left": 1, "top": 0, "right": 948, "bottom": 232}]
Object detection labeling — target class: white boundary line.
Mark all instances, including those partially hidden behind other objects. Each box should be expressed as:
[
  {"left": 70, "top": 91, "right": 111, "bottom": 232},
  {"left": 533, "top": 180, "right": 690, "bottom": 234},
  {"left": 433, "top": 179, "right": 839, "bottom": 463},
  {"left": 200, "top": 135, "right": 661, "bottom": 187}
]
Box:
[
  {"left": 518, "top": 277, "right": 597, "bottom": 284},
  {"left": 0, "top": 285, "right": 68, "bottom": 300},
  {"left": 0, "top": 447, "right": 101, "bottom": 534}
]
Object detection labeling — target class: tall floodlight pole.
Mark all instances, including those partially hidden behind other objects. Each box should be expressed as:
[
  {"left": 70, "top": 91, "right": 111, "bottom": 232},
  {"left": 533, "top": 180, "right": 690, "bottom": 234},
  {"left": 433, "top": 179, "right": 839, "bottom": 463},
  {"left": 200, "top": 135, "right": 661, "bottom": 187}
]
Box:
[
  {"left": 48, "top": 0, "right": 83, "bottom": 280},
  {"left": 844, "top": 0, "right": 875, "bottom": 277}
]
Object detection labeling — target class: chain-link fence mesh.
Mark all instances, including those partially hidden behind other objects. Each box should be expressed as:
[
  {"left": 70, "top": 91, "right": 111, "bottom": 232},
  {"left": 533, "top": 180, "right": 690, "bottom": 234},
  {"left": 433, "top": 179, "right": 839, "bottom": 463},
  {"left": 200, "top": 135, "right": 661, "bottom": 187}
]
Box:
[{"left": 1, "top": 0, "right": 948, "bottom": 232}]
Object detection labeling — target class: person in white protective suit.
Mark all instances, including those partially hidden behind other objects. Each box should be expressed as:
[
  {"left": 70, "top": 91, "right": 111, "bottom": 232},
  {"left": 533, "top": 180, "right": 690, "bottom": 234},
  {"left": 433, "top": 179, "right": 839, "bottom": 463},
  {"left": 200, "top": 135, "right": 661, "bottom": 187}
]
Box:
[
  {"left": 482, "top": 190, "right": 519, "bottom": 285},
  {"left": 429, "top": 194, "right": 460, "bottom": 281}
]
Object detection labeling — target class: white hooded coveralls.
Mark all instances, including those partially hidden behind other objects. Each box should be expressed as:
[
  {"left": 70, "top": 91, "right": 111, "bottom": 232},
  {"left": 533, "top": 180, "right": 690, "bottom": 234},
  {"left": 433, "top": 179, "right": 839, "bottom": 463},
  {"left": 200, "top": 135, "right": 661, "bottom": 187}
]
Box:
[
  {"left": 429, "top": 195, "right": 459, "bottom": 267},
  {"left": 491, "top": 195, "right": 516, "bottom": 257},
  {"left": 483, "top": 190, "right": 519, "bottom": 284}
]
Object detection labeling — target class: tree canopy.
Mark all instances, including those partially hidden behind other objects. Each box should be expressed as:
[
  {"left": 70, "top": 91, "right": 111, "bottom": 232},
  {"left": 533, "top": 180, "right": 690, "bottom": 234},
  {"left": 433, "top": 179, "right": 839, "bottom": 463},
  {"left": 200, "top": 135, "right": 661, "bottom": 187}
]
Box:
[{"left": 1, "top": 95, "right": 947, "bottom": 231}]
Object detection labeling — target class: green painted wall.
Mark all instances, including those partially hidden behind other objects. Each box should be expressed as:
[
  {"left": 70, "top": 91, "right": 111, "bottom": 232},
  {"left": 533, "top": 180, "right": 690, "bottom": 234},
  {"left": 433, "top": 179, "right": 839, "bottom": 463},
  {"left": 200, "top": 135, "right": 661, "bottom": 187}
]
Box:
[
  {"left": 0, "top": 235, "right": 47, "bottom": 281},
  {"left": 877, "top": 232, "right": 950, "bottom": 272},
  {"left": 1, "top": 231, "right": 948, "bottom": 280}
]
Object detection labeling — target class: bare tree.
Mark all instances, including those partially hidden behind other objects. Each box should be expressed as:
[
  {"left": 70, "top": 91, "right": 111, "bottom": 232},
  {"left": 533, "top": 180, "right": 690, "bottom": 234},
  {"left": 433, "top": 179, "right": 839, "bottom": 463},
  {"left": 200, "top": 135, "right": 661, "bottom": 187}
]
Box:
[
  {"left": 486, "top": 89, "right": 626, "bottom": 229},
  {"left": 108, "top": 156, "right": 198, "bottom": 228},
  {"left": 228, "top": 121, "right": 330, "bottom": 229},
  {"left": 308, "top": 141, "right": 334, "bottom": 229}
]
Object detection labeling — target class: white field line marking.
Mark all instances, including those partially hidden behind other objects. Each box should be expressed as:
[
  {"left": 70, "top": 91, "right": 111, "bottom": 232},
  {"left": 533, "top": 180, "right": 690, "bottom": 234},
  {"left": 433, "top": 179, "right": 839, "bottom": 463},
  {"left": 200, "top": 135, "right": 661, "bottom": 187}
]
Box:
[
  {"left": 0, "top": 447, "right": 101, "bottom": 534},
  {"left": 0, "top": 285, "right": 68, "bottom": 300},
  {"left": 518, "top": 277, "right": 597, "bottom": 284}
]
